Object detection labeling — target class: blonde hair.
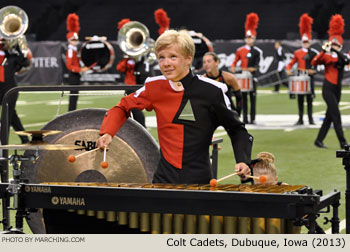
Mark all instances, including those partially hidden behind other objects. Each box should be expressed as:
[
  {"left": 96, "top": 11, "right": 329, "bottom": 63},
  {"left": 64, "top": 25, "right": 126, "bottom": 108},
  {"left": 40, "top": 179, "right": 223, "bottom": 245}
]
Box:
[
  {"left": 154, "top": 29, "right": 195, "bottom": 59},
  {"left": 253, "top": 152, "right": 277, "bottom": 178}
]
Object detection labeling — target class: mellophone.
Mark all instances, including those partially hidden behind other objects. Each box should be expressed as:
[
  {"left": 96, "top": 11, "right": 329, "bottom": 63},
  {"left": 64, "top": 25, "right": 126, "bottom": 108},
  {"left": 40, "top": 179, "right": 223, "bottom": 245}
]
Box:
[{"left": 16, "top": 182, "right": 340, "bottom": 234}]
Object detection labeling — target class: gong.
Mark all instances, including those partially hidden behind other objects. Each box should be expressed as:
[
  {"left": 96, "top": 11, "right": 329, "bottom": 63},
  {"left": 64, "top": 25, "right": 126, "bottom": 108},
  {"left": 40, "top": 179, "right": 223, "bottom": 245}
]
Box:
[{"left": 21, "top": 108, "right": 160, "bottom": 233}]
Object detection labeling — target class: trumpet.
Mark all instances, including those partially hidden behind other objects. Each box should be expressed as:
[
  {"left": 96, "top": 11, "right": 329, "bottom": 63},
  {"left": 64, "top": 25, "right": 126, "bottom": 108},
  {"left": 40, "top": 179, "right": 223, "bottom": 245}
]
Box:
[{"left": 117, "top": 21, "right": 155, "bottom": 64}]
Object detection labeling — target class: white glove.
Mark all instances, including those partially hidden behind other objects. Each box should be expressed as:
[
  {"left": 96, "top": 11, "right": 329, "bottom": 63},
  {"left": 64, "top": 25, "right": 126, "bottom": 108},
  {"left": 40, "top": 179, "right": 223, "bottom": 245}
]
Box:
[{"left": 322, "top": 41, "right": 331, "bottom": 53}]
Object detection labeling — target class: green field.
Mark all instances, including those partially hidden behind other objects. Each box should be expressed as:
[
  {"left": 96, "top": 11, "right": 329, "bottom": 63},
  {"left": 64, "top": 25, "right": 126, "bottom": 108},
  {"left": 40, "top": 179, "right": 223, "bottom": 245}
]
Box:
[{"left": 1, "top": 85, "right": 350, "bottom": 234}]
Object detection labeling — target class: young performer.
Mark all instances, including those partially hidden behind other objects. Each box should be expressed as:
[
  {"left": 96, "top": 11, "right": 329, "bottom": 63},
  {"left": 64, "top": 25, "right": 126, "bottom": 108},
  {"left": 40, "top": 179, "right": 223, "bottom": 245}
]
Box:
[
  {"left": 97, "top": 29, "right": 253, "bottom": 184},
  {"left": 286, "top": 13, "right": 318, "bottom": 125},
  {"left": 230, "top": 13, "right": 262, "bottom": 124},
  {"left": 311, "top": 14, "right": 350, "bottom": 149},
  {"left": 203, "top": 52, "right": 242, "bottom": 116}
]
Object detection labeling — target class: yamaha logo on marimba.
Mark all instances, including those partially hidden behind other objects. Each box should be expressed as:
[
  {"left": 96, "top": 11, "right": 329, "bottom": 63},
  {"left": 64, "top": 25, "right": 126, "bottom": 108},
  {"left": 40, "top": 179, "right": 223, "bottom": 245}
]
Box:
[
  {"left": 51, "top": 196, "right": 85, "bottom": 206},
  {"left": 25, "top": 186, "right": 51, "bottom": 193}
]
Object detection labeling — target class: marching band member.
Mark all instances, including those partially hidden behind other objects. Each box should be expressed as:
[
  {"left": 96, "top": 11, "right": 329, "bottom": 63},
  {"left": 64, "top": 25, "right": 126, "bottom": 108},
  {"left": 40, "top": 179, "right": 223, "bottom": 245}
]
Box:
[
  {"left": 98, "top": 29, "right": 253, "bottom": 184},
  {"left": 273, "top": 41, "right": 288, "bottom": 93},
  {"left": 311, "top": 14, "right": 349, "bottom": 149},
  {"left": 0, "top": 38, "right": 30, "bottom": 144},
  {"left": 286, "top": 13, "right": 318, "bottom": 125},
  {"left": 203, "top": 52, "right": 242, "bottom": 116},
  {"left": 230, "top": 13, "right": 262, "bottom": 124},
  {"left": 116, "top": 18, "right": 151, "bottom": 128},
  {"left": 65, "top": 13, "right": 89, "bottom": 112}
]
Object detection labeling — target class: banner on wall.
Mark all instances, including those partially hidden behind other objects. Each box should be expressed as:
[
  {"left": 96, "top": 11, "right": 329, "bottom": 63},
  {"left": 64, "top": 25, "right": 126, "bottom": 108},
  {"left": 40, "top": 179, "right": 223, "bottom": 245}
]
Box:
[{"left": 15, "top": 40, "right": 350, "bottom": 86}]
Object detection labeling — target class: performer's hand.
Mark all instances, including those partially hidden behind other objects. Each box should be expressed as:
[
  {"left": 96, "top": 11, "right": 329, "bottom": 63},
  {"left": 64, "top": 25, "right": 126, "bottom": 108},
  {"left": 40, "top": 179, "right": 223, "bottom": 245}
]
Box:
[
  {"left": 307, "top": 69, "right": 316, "bottom": 75},
  {"left": 230, "top": 66, "right": 236, "bottom": 73},
  {"left": 246, "top": 67, "right": 257, "bottom": 73},
  {"left": 81, "top": 66, "right": 90, "bottom": 72},
  {"left": 286, "top": 70, "right": 293, "bottom": 76},
  {"left": 97, "top": 133, "right": 113, "bottom": 149},
  {"left": 235, "top": 162, "right": 251, "bottom": 178}
]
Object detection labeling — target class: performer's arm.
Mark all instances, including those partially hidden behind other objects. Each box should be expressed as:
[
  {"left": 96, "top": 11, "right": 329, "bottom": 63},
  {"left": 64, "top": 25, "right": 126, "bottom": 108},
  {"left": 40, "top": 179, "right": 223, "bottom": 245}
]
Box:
[
  {"left": 65, "top": 49, "right": 82, "bottom": 73},
  {"left": 99, "top": 85, "right": 153, "bottom": 137},
  {"left": 212, "top": 90, "right": 253, "bottom": 166}
]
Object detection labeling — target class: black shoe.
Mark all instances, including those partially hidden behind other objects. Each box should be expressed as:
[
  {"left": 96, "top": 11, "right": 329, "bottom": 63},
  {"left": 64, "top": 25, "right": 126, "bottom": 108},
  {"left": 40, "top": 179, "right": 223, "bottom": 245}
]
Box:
[
  {"left": 309, "top": 119, "right": 315, "bottom": 125},
  {"left": 314, "top": 140, "right": 327, "bottom": 148},
  {"left": 243, "top": 118, "right": 248, "bottom": 124},
  {"left": 250, "top": 120, "right": 256, "bottom": 124},
  {"left": 295, "top": 120, "right": 303, "bottom": 125},
  {"left": 340, "top": 142, "right": 348, "bottom": 149}
]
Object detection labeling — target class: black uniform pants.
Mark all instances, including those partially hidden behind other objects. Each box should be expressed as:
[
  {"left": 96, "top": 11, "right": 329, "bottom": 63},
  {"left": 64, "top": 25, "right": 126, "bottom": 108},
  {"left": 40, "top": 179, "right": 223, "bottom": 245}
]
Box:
[
  {"left": 316, "top": 80, "right": 346, "bottom": 145},
  {"left": 67, "top": 73, "right": 80, "bottom": 112},
  {"left": 1, "top": 91, "right": 28, "bottom": 143},
  {"left": 297, "top": 94, "right": 313, "bottom": 122},
  {"left": 242, "top": 81, "right": 256, "bottom": 123}
]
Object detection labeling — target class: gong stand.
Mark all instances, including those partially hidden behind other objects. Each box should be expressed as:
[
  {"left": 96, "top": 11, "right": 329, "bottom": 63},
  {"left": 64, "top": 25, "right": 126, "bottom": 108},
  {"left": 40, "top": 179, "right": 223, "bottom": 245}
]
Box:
[
  {"left": 336, "top": 145, "right": 350, "bottom": 234},
  {"left": 1, "top": 150, "right": 38, "bottom": 233}
]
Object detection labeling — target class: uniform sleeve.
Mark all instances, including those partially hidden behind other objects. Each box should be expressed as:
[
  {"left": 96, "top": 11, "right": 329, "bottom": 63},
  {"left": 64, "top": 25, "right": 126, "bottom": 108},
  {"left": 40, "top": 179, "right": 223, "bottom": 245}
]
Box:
[
  {"left": 231, "top": 50, "right": 240, "bottom": 68},
  {"left": 100, "top": 85, "right": 153, "bottom": 136},
  {"left": 212, "top": 91, "right": 253, "bottom": 165},
  {"left": 286, "top": 52, "right": 297, "bottom": 70},
  {"left": 65, "top": 49, "right": 82, "bottom": 73}
]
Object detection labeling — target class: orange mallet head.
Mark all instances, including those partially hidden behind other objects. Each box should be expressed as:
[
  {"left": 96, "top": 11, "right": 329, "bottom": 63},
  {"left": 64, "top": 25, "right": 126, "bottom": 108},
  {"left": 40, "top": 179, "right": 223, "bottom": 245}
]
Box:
[
  {"left": 68, "top": 155, "right": 76, "bottom": 163},
  {"left": 101, "top": 161, "right": 109, "bottom": 169},
  {"left": 259, "top": 175, "right": 267, "bottom": 183},
  {"left": 209, "top": 178, "right": 218, "bottom": 187}
]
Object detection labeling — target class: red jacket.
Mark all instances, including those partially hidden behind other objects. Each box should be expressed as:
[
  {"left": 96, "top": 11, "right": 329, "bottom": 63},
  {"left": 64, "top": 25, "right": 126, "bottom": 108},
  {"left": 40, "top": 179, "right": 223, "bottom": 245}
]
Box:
[
  {"left": 116, "top": 58, "right": 136, "bottom": 85},
  {"left": 311, "top": 51, "right": 339, "bottom": 85},
  {"left": 286, "top": 48, "right": 308, "bottom": 70},
  {"left": 65, "top": 44, "right": 82, "bottom": 73},
  {"left": 231, "top": 45, "right": 250, "bottom": 69}
]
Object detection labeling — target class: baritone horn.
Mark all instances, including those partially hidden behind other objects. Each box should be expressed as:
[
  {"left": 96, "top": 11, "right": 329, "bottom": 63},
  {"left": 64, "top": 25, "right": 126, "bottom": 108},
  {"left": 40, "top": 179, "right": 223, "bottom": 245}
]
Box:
[
  {"left": 117, "top": 21, "right": 156, "bottom": 64},
  {"left": 0, "top": 5, "right": 29, "bottom": 54}
]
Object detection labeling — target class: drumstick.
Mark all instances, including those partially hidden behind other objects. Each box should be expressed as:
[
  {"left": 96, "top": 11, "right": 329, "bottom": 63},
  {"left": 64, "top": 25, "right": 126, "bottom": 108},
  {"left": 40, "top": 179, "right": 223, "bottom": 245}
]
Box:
[
  {"left": 210, "top": 172, "right": 238, "bottom": 187},
  {"left": 101, "top": 146, "right": 109, "bottom": 169},
  {"left": 68, "top": 148, "right": 99, "bottom": 163},
  {"left": 88, "top": 62, "right": 97, "bottom": 69}
]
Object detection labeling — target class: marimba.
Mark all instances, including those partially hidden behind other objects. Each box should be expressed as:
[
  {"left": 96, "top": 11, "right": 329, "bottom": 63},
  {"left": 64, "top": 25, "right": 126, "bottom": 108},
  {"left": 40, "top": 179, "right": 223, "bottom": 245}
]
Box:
[{"left": 14, "top": 182, "right": 340, "bottom": 234}]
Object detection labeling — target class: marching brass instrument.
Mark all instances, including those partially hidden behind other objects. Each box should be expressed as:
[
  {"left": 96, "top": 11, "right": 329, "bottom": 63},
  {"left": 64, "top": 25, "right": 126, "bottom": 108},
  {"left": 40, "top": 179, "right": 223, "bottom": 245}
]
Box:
[
  {"left": 117, "top": 21, "right": 156, "bottom": 64},
  {"left": 0, "top": 5, "right": 32, "bottom": 73}
]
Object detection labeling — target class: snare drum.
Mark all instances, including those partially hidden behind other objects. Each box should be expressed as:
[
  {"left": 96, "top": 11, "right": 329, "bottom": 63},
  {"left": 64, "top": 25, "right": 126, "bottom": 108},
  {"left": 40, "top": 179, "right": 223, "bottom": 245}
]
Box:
[
  {"left": 80, "top": 39, "right": 115, "bottom": 72},
  {"left": 288, "top": 75, "right": 311, "bottom": 94},
  {"left": 234, "top": 71, "right": 253, "bottom": 92}
]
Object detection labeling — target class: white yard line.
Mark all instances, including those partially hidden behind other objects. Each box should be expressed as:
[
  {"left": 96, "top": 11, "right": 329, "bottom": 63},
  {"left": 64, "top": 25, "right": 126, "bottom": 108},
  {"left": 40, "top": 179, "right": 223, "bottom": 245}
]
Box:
[{"left": 325, "top": 219, "right": 346, "bottom": 234}]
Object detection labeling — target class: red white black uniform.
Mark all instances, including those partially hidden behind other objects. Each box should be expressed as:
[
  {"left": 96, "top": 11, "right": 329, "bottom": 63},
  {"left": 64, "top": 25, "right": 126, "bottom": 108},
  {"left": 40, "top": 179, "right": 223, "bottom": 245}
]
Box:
[
  {"left": 100, "top": 71, "right": 253, "bottom": 184},
  {"left": 0, "top": 47, "right": 30, "bottom": 144},
  {"left": 231, "top": 45, "right": 261, "bottom": 124},
  {"left": 286, "top": 47, "right": 318, "bottom": 124},
  {"left": 65, "top": 44, "right": 82, "bottom": 111},
  {"left": 311, "top": 49, "right": 349, "bottom": 147}
]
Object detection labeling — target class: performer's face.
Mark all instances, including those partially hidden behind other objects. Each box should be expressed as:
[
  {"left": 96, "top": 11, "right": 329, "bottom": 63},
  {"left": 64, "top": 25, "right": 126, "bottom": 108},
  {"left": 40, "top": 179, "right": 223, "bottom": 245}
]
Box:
[
  {"left": 302, "top": 41, "right": 310, "bottom": 49},
  {"left": 203, "top": 55, "right": 219, "bottom": 74},
  {"left": 331, "top": 43, "right": 341, "bottom": 52},
  {"left": 157, "top": 44, "right": 192, "bottom": 81},
  {"left": 245, "top": 37, "right": 255, "bottom": 46},
  {"left": 253, "top": 171, "right": 278, "bottom": 185}
]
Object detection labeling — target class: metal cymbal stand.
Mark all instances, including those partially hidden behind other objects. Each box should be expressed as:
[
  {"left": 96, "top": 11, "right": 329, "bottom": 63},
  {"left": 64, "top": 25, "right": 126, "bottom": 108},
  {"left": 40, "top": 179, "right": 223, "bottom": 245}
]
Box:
[
  {"left": 1, "top": 149, "right": 38, "bottom": 233},
  {"left": 336, "top": 145, "right": 350, "bottom": 234}
]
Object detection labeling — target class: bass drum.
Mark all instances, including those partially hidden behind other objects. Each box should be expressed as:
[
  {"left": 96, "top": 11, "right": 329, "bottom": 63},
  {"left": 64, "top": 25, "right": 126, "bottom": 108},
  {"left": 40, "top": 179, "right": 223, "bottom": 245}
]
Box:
[
  {"left": 80, "top": 40, "right": 115, "bottom": 72},
  {"left": 21, "top": 108, "right": 160, "bottom": 233}
]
